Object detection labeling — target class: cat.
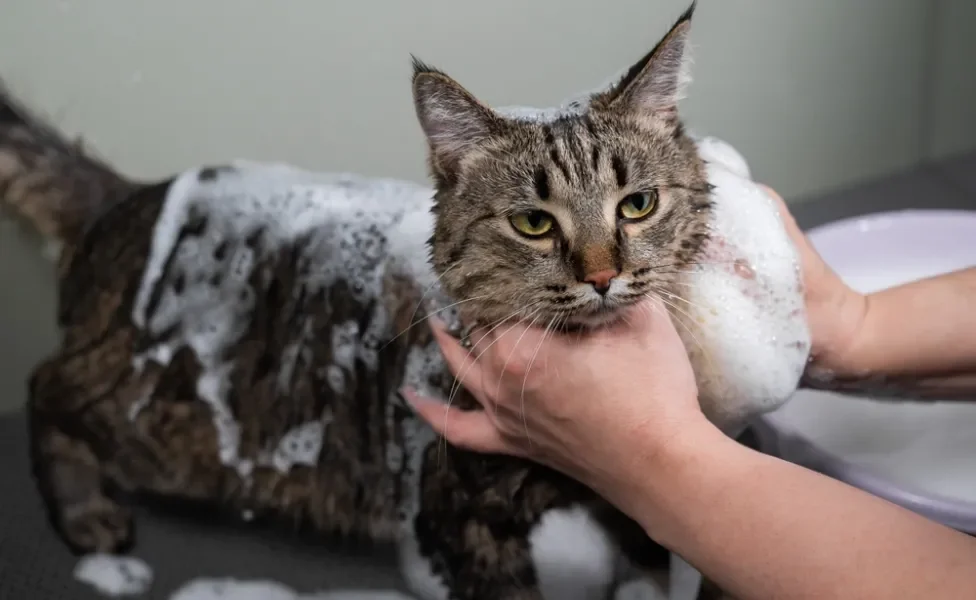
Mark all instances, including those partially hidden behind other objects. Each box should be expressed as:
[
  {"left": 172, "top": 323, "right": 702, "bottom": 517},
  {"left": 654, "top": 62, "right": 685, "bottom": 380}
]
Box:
[{"left": 0, "top": 3, "right": 808, "bottom": 599}]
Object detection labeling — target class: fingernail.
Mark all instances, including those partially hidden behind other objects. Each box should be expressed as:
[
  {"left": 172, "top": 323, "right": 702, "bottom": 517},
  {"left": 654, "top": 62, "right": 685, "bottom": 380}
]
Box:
[{"left": 398, "top": 387, "right": 420, "bottom": 408}]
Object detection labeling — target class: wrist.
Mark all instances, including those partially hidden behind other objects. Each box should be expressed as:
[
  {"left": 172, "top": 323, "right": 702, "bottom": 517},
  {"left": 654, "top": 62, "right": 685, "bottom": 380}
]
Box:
[
  {"left": 807, "top": 286, "right": 871, "bottom": 380},
  {"left": 600, "top": 414, "right": 740, "bottom": 538},
  {"left": 815, "top": 269, "right": 976, "bottom": 381},
  {"left": 829, "top": 290, "right": 872, "bottom": 374}
]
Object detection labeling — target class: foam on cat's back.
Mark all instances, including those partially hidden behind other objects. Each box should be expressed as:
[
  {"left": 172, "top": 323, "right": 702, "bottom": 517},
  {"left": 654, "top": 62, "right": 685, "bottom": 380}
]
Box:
[
  {"left": 168, "top": 577, "right": 416, "bottom": 600},
  {"left": 129, "top": 164, "right": 436, "bottom": 477},
  {"left": 675, "top": 137, "right": 810, "bottom": 434}
]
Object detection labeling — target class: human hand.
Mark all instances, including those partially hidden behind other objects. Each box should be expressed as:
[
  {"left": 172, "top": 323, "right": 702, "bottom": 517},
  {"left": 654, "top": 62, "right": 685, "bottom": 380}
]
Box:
[
  {"left": 403, "top": 297, "right": 708, "bottom": 503},
  {"left": 761, "top": 186, "right": 869, "bottom": 378}
]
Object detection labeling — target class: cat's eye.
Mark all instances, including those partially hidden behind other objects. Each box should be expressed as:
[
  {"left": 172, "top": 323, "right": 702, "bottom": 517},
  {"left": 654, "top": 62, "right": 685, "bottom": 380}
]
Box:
[
  {"left": 509, "top": 210, "right": 555, "bottom": 237},
  {"left": 617, "top": 191, "right": 658, "bottom": 220}
]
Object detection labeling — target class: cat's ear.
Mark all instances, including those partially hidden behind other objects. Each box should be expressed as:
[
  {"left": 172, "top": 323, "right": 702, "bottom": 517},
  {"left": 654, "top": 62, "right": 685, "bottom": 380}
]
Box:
[
  {"left": 593, "top": 2, "right": 696, "bottom": 117},
  {"left": 412, "top": 57, "right": 500, "bottom": 178}
]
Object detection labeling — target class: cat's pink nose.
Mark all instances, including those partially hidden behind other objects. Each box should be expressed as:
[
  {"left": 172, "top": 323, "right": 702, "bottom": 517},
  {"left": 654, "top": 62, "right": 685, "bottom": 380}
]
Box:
[{"left": 584, "top": 269, "right": 618, "bottom": 295}]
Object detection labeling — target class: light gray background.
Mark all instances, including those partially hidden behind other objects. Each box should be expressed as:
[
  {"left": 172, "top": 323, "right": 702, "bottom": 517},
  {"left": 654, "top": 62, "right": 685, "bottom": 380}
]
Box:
[
  {"left": 1, "top": 0, "right": 974, "bottom": 201},
  {"left": 0, "top": 0, "right": 974, "bottom": 408}
]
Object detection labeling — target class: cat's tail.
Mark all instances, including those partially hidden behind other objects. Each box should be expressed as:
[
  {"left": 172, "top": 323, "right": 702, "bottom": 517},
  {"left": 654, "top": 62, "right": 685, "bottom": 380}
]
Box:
[{"left": 0, "top": 80, "right": 136, "bottom": 250}]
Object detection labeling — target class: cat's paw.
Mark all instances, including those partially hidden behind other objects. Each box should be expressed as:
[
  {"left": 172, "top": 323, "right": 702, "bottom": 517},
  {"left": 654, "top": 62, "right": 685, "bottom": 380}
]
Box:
[{"left": 60, "top": 496, "right": 135, "bottom": 555}]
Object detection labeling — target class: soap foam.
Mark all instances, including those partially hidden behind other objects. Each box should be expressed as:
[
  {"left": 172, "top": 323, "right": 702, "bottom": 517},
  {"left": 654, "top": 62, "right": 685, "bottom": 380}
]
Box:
[
  {"left": 73, "top": 554, "right": 154, "bottom": 597},
  {"left": 129, "top": 165, "right": 439, "bottom": 481},
  {"left": 168, "top": 578, "right": 414, "bottom": 600},
  {"left": 672, "top": 137, "right": 810, "bottom": 434}
]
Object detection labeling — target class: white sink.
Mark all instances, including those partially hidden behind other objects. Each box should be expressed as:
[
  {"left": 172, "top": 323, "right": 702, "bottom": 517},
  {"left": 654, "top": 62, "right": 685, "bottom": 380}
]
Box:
[{"left": 758, "top": 209, "right": 976, "bottom": 532}]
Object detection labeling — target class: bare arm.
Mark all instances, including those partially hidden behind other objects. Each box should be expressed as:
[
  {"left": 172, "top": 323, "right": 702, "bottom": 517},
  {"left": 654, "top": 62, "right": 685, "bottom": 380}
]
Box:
[
  {"left": 803, "top": 267, "right": 976, "bottom": 399},
  {"left": 622, "top": 419, "right": 976, "bottom": 600},
  {"left": 412, "top": 292, "right": 976, "bottom": 600}
]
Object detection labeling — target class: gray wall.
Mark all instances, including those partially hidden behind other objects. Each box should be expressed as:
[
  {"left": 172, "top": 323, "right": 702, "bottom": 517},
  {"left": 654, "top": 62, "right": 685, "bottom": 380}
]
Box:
[
  {"left": 0, "top": 0, "right": 972, "bottom": 202},
  {"left": 926, "top": 0, "right": 976, "bottom": 161}
]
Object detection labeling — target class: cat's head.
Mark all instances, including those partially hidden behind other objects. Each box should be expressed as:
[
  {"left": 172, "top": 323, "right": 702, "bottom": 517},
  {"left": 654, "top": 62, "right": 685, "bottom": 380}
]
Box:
[{"left": 412, "top": 3, "right": 711, "bottom": 329}]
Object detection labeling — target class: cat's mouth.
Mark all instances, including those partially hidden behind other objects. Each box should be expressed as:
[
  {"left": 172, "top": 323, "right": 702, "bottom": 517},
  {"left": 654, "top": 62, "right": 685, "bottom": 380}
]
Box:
[
  {"left": 447, "top": 284, "right": 644, "bottom": 335},
  {"left": 556, "top": 294, "right": 642, "bottom": 330}
]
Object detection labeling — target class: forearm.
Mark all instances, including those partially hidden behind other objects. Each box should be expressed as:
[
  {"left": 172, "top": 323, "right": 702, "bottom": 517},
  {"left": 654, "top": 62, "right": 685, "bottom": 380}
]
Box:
[
  {"left": 806, "top": 267, "right": 976, "bottom": 398},
  {"left": 616, "top": 420, "right": 976, "bottom": 600}
]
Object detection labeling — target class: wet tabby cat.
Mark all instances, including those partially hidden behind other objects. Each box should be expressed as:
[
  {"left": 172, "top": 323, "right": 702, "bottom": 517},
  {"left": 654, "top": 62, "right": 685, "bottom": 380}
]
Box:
[{"left": 2, "top": 4, "right": 756, "bottom": 599}]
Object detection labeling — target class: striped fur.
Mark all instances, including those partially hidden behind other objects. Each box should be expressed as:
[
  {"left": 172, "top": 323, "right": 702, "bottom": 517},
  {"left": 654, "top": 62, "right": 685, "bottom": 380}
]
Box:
[{"left": 413, "top": 3, "right": 712, "bottom": 332}]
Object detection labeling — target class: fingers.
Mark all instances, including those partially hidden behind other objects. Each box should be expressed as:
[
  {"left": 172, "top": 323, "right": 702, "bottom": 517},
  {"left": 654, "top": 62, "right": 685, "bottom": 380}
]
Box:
[
  {"left": 433, "top": 316, "right": 550, "bottom": 385},
  {"left": 759, "top": 184, "right": 789, "bottom": 218},
  {"left": 759, "top": 183, "right": 785, "bottom": 205},
  {"left": 760, "top": 184, "right": 803, "bottom": 238},
  {"left": 489, "top": 320, "right": 551, "bottom": 375},
  {"left": 402, "top": 389, "right": 517, "bottom": 456},
  {"left": 429, "top": 318, "right": 489, "bottom": 397}
]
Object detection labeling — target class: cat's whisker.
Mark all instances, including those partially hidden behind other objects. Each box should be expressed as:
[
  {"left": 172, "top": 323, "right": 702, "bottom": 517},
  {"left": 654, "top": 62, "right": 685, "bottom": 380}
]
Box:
[
  {"left": 518, "top": 314, "right": 560, "bottom": 447},
  {"left": 650, "top": 287, "right": 703, "bottom": 326},
  {"left": 444, "top": 302, "right": 544, "bottom": 417},
  {"left": 645, "top": 289, "right": 718, "bottom": 374},
  {"left": 444, "top": 299, "right": 538, "bottom": 400},
  {"left": 406, "top": 260, "right": 461, "bottom": 326},
  {"left": 513, "top": 314, "right": 548, "bottom": 448},
  {"left": 642, "top": 297, "right": 670, "bottom": 324},
  {"left": 436, "top": 302, "right": 541, "bottom": 462},
  {"left": 541, "top": 314, "right": 566, "bottom": 378},
  {"left": 637, "top": 279, "right": 695, "bottom": 289},
  {"left": 657, "top": 289, "right": 710, "bottom": 314},
  {"left": 646, "top": 258, "right": 740, "bottom": 271},
  {"left": 638, "top": 267, "right": 704, "bottom": 278},
  {"left": 438, "top": 304, "right": 546, "bottom": 456},
  {"left": 493, "top": 311, "right": 545, "bottom": 416},
  {"left": 382, "top": 294, "right": 491, "bottom": 350}
]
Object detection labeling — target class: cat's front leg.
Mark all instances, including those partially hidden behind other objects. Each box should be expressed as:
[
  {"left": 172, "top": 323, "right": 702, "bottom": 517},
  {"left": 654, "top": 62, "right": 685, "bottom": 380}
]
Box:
[
  {"left": 596, "top": 507, "right": 669, "bottom": 600},
  {"left": 402, "top": 504, "right": 545, "bottom": 600},
  {"left": 29, "top": 417, "right": 134, "bottom": 554},
  {"left": 28, "top": 355, "right": 136, "bottom": 554},
  {"left": 401, "top": 443, "right": 620, "bottom": 600}
]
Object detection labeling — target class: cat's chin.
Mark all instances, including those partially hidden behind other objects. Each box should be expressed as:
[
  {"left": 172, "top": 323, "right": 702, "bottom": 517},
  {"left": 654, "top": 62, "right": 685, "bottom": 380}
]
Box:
[{"left": 560, "top": 305, "right": 631, "bottom": 330}]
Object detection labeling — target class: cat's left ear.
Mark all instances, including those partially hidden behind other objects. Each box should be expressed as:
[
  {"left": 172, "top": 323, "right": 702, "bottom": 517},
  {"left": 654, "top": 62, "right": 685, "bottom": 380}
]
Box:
[
  {"left": 411, "top": 57, "right": 501, "bottom": 180},
  {"left": 593, "top": 1, "right": 696, "bottom": 117}
]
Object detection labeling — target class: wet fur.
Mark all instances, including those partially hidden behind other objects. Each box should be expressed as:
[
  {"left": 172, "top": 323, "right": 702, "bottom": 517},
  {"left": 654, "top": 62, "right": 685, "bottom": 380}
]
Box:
[
  {"left": 9, "top": 4, "right": 740, "bottom": 599},
  {"left": 0, "top": 82, "right": 134, "bottom": 253}
]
